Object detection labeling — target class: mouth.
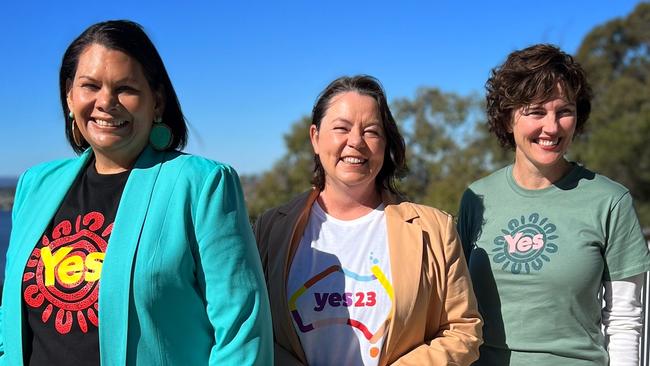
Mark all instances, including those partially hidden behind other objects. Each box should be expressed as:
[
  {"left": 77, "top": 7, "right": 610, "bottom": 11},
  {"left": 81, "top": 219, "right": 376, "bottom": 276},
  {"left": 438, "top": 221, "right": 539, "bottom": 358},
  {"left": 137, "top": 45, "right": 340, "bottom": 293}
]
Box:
[
  {"left": 535, "top": 138, "right": 560, "bottom": 147},
  {"left": 340, "top": 156, "right": 367, "bottom": 165},
  {"left": 91, "top": 118, "right": 130, "bottom": 128}
]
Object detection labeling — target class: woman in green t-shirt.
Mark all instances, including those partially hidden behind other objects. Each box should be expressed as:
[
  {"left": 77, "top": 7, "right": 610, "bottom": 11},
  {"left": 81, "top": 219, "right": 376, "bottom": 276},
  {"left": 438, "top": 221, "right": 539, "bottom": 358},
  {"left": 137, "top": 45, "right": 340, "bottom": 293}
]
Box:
[{"left": 458, "top": 44, "right": 650, "bottom": 365}]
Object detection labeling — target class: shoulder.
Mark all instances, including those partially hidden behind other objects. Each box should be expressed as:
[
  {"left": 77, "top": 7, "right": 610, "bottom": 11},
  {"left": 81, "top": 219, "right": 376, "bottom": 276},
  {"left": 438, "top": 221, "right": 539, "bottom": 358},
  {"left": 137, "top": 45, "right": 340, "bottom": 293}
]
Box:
[
  {"left": 156, "top": 153, "right": 242, "bottom": 193},
  {"left": 258, "top": 190, "right": 312, "bottom": 223},
  {"left": 21, "top": 157, "right": 80, "bottom": 182},
  {"left": 161, "top": 152, "right": 238, "bottom": 178},
  {"left": 467, "top": 165, "right": 509, "bottom": 193},
  {"left": 254, "top": 190, "right": 313, "bottom": 248},
  {"left": 573, "top": 165, "right": 630, "bottom": 198},
  {"left": 410, "top": 202, "right": 452, "bottom": 221},
  {"left": 16, "top": 156, "right": 82, "bottom": 195},
  {"left": 387, "top": 202, "right": 459, "bottom": 252},
  {"left": 389, "top": 201, "right": 453, "bottom": 229}
]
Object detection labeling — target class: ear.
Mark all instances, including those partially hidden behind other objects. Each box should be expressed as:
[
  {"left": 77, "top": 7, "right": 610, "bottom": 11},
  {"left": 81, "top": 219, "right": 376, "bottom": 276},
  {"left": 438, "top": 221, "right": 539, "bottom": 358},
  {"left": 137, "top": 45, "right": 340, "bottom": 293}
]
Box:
[
  {"left": 66, "top": 79, "right": 74, "bottom": 113},
  {"left": 309, "top": 124, "right": 320, "bottom": 155},
  {"left": 507, "top": 111, "right": 517, "bottom": 133},
  {"left": 154, "top": 89, "right": 165, "bottom": 118}
]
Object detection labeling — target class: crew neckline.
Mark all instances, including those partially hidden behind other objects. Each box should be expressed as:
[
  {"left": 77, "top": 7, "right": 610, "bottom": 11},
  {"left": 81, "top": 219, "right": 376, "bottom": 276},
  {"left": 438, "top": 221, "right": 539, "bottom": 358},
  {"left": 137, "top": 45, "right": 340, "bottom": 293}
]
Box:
[
  {"left": 505, "top": 162, "right": 582, "bottom": 197},
  {"left": 311, "top": 200, "right": 385, "bottom": 226}
]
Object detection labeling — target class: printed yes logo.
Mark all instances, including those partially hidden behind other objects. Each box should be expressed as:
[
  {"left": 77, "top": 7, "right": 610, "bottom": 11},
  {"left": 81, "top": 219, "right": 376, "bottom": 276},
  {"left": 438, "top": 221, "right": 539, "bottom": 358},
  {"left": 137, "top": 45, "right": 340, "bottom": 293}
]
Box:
[{"left": 492, "top": 213, "right": 559, "bottom": 274}]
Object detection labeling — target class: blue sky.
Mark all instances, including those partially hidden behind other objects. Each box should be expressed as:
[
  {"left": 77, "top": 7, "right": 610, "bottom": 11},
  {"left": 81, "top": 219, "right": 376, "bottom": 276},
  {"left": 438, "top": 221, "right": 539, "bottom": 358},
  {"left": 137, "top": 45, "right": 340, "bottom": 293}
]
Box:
[{"left": 0, "top": 0, "right": 643, "bottom": 177}]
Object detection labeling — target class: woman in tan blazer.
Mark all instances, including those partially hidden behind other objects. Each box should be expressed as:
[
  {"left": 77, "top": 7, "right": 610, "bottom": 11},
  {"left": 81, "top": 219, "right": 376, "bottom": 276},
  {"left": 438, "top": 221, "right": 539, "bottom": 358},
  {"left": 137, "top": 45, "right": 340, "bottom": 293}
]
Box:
[{"left": 254, "top": 75, "right": 482, "bottom": 366}]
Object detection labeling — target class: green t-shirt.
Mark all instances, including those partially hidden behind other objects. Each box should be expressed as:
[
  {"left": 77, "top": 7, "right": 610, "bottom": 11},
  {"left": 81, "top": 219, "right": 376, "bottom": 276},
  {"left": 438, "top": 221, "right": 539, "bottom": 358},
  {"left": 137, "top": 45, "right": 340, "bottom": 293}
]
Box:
[{"left": 457, "top": 164, "right": 650, "bottom": 366}]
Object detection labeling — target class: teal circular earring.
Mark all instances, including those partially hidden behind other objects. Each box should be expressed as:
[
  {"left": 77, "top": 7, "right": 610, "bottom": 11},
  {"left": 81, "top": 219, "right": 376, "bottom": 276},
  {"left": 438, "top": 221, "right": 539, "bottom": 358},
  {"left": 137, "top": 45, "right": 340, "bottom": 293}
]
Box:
[{"left": 149, "top": 117, "right": 173, "bottom": 151}]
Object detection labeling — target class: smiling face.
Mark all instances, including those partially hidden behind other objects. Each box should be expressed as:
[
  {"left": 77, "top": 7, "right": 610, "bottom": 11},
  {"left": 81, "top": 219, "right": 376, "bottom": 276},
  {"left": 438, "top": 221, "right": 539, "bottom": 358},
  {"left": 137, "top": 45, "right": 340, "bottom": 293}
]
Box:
[
  {"left": 67, "top": 43, "right": 162, "bottom": 173},
  {"left": 310, "top": 91, "right": 386, "bottom": 196},
  {"left": 511, "top": 93, "right": 577, "bottom": 177}
]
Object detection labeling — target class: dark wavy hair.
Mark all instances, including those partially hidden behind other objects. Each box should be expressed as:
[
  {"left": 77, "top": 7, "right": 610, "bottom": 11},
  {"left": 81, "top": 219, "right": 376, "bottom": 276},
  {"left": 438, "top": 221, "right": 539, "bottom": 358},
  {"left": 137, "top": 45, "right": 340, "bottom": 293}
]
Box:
[
  {"left": 310, "top": 75, "right": 407, "bottom": 194},
  {"left": 485, "top": 44, "right": 592, "bottom": 149},
  {"left": 60, "top": 20, "right": 188, "bottom": 153}
]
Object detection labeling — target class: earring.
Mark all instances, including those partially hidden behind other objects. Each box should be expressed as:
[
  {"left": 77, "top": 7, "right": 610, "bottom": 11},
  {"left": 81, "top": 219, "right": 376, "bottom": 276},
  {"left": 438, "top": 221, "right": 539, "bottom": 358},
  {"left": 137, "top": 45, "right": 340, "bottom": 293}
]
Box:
[
  {"left": 149, "top": 116, "right": 173, "bottom": 151},
  {"left": 69, "top": 112, "right": 83, "bottom": 147}
]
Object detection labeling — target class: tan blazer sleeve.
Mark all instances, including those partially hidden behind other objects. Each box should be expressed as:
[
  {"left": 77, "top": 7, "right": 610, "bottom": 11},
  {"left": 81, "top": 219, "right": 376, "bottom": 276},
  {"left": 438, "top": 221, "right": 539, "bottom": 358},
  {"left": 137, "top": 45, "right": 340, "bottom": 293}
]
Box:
[{"left": 391, "top": 212, "right": 482, "bottom": 366}]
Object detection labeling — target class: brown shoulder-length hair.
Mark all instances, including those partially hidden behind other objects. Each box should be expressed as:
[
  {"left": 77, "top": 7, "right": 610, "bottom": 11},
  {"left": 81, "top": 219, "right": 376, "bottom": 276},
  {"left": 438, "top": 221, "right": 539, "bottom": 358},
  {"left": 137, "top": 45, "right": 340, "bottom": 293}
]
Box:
[
  {"left": 310, "top": 75, "right": 407, "bottom": 194},
  {"left": 485, "top": 44, "right": 592, "bottom": 149}
]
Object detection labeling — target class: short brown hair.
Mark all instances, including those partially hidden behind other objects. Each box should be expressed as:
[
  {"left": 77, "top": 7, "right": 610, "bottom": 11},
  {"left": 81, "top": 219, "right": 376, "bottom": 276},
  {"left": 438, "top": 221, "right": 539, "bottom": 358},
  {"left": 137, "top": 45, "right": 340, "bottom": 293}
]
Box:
[{"left": 485, "top": 44, "right": 592, "bottom": 149}]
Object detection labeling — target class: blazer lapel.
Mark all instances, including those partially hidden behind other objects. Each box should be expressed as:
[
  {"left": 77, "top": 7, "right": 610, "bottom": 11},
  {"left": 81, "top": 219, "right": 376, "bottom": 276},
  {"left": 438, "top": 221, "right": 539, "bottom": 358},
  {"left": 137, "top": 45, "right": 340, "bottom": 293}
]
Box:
[
  {"left": 3, "top": 151, "right": 91, "bottom": 364},
  {"left": 273, "top": 189, "right": 318, "bottom": 364},
  {"left": 98, "top": 146, "right": 164, "bottom": 365},
  {"left": 380, "top": 202, "right": 423, "bottom": 366}
]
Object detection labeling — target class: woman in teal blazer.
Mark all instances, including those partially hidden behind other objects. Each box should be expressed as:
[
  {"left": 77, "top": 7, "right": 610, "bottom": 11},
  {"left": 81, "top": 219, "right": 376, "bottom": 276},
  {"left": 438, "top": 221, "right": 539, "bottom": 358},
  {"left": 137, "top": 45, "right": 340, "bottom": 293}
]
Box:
[{"left": 1, "top": 20, "right": 272, "bottom": 365}]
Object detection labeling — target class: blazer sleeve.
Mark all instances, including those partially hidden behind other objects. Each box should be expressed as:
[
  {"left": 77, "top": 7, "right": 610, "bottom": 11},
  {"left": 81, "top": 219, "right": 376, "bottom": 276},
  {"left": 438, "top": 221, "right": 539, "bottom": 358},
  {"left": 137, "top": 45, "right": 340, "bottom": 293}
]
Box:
[
  {"left": 391, "top": 213, "right": 483, "bottom": 366},
  {"left": 0, "top": 169, "right": 31, "bottom": 364},
  {"left": 253, "top": 211, "right": 306, "bottom": 366},
  {"left": 193, "top": 164, "right": 273, "bottom": 365}
]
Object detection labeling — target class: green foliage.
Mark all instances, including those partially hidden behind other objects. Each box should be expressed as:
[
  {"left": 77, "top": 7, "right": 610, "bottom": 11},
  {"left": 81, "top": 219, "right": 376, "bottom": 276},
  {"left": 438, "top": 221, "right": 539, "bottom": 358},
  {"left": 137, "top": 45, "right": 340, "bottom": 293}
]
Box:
[
  {"left": 244, "top": 4, "right": 650, "bottom": 228},
  {"left": 243, "top": 91, "right": 510, "bottom": 221},
  {"left": 244, "top": 117, "right": 314, "bottom": 220},
  {"left": 393, "top": 88, "right": 509, "bottom": 214},
  {"left": 574, "top": 2, "right": 650, "bottom": 226}
]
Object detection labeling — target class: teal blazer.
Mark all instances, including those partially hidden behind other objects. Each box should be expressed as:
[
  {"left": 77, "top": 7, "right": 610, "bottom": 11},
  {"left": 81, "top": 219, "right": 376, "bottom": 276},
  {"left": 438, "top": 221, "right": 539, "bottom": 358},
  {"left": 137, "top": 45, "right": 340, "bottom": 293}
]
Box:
[{"left": 1, "top": 147, "right": 273, "bottom": 365}]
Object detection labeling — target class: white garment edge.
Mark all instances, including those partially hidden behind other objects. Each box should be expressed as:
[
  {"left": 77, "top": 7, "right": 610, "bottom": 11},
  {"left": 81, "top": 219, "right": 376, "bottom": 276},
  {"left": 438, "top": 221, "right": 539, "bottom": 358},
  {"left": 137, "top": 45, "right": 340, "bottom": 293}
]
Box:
[{"left": 603, "top": 273, "right": 645, "bottom": 366}]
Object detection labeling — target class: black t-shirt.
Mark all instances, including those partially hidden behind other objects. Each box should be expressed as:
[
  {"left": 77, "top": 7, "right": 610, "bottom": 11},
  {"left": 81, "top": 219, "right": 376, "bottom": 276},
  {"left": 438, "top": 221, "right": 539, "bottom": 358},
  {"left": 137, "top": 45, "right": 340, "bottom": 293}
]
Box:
[{"left": 21, "top": 160, "right": 129, "bottom": 366}]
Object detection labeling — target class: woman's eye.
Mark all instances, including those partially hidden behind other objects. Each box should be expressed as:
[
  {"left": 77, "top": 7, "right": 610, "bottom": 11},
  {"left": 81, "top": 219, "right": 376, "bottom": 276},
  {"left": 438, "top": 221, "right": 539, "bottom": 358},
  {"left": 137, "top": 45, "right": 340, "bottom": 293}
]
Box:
[
  {"left": 81, "top": 83, "right": 99, "bottom": 91},
  {"left": 558, "top": 109, "right": 575, "bottom": 116},
  {"left": 117, "top": 86, "right": 138, "bottom": 94},
  {"left": 365, "top": 130, "right": 380, "bottom": 136},
  {"left": 524, "top": 109, "right": 544, "bottom": 116}
]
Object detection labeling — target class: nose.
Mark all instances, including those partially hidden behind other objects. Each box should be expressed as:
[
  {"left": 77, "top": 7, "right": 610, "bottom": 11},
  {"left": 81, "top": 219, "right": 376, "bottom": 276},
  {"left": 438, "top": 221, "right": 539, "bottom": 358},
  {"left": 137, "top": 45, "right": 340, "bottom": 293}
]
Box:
[
  {"left": 347, "top": 126, "right": 366, "bottom": 149},
  {"left": 96, "top": 87, "right": 118, "bottom": 112},
  {"left": 541, "top": 113, "right": 559, "bottom": 134}
]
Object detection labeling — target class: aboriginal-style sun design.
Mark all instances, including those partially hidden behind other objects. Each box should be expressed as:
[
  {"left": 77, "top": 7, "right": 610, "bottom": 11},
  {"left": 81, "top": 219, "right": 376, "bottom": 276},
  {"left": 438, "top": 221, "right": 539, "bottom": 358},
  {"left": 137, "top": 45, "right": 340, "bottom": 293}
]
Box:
[
  {"left": 491, "top": 212, "right": 559, "bottom": 274},
  {"left": 23, "top": 212, "right": 109, "bottom": 334}
]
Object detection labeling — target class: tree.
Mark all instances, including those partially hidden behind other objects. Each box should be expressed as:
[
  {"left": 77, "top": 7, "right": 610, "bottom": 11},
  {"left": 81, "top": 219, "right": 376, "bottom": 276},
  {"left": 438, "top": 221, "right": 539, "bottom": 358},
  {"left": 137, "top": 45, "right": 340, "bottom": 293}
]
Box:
[
  {"left": 573, "top": 2, "right": 650, "bottom": 226},
  {"left": 392, "top": 88, "right": 510, "bottom": 214},
  {"left": 244, "top": 116, "right": 314, "bottom": 220},
  {"left": 244, "top": 90, "right": 507, "bottom": 220},
  {"left": 244, "top": 4, "right": 650, "bottom": 227}
]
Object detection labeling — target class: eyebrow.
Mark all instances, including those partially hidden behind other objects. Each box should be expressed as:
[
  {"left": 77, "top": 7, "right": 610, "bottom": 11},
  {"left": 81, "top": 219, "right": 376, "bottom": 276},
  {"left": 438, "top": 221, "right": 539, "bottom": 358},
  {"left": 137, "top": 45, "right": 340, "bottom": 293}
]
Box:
[
  {"left": 77, "top": 75, "right": 139, "bottom": 84},
  {"left": 331, "top": 118, "right": 382, "bottom": 126}
]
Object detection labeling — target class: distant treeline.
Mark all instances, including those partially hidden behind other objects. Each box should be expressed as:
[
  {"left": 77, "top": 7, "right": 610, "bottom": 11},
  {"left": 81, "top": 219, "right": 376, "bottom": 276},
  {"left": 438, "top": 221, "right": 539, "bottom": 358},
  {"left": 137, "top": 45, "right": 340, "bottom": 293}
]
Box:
[
  {"left": 242, "top": 3, "right": 650, "bottom": 229},
  {"left": 0, "top": 187, "right": 15, "bottom": 211}
]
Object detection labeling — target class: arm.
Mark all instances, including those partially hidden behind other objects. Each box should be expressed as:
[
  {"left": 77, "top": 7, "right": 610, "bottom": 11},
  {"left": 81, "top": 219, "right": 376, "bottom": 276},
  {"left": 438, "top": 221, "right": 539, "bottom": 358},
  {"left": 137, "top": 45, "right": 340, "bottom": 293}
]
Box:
[
  {"left": 194, "top": 165, "right": 273, "bottom": 365},
  {"left": 0, "top": 170, "right": 30, "bottom": 363},
  {"left": 602, "top": 274, "right": 644, "bottom": 366},
  {"left": 392, "top": 213, "right": 483, "bottom": 366},
  {"left": 456, "top": 188, "right": 483, "bottom": 263},
  {"left": 253, "top": 212, "right": 306, "bottom": 366}
]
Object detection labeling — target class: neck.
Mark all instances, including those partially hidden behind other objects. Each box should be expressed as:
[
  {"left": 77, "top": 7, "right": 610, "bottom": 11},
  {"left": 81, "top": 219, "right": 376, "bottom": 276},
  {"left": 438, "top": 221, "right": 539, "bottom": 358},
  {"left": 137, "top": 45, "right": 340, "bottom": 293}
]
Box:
[
  {"left": 512, "top": 158, "right": 572, "bottom": 190},
  {"left": 317, "top": 183, "right": 382, "bottom": 220},
  {"left": 93, "top": 151, "right": 136, "bottom": 174}
]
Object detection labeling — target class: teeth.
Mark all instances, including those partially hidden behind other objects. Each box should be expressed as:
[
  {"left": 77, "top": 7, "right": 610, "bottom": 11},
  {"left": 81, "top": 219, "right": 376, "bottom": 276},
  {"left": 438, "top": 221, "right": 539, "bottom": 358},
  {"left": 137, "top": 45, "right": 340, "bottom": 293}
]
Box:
[
  {"left": 537, "top": 138, "right": 558, "bottom": 146},
  {"left": 95, "top": 119, "right": 127, "bottom": 127},
  {"left": 342, "top": 157, "right": 365, "bottom": 164}
]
